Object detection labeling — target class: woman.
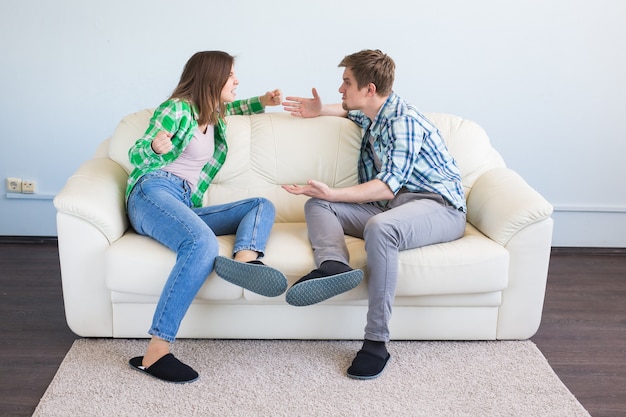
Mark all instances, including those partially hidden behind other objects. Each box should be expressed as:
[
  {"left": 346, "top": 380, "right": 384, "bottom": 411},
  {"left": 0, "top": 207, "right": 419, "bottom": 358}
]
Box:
[{"left": 126, "top": 51, "right": 286, "bottom": 383}]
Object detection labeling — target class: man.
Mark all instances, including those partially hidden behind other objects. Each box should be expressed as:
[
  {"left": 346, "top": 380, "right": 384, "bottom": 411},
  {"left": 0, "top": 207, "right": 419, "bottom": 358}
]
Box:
[{"left": 282, "top": 49, "right": 466, "bottom": 379}]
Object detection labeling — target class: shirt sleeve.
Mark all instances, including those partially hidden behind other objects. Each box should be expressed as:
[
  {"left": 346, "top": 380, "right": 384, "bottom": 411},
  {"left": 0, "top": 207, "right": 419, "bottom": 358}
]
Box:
[
  {"left": 347, "top": 111, "right": 368, "bottom": 128},
  {"left": 226, "top": 96, "right": 265, "bottom": 116},
  {"left": 128, "top": 100, "right": 193, "bottom": 171},
  {"left": 375, "top": 116, "right": 423, "bottom": 194}
]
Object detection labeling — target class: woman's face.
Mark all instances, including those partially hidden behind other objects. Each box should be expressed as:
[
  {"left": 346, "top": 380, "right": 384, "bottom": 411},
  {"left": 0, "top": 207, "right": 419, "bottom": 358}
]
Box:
[{"left": 220, "top": 65, "right": 239, "bottom": 103}]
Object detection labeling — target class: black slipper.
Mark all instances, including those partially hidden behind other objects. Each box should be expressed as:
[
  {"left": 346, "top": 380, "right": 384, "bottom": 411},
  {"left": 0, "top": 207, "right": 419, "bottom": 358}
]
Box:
[
  {"left": 346, "top": 349, "right": 391, "bottom": 380},
  {"left": 129, "top": 353, "right": 199, "bottom": 383}
]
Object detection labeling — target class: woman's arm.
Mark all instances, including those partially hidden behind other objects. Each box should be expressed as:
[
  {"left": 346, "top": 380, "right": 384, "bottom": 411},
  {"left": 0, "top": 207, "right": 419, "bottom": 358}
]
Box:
[
  {"left": 227, "top": 89, "right": 283, "bottom": 116},
  {"left": 128, "top": 100, "right": 191, "bottom": 170}
]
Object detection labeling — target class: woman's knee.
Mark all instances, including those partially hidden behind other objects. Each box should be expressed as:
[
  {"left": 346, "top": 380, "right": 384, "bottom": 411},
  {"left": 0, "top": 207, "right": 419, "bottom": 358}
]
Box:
[
  {"left": 180, "top": 226, "right": 218, "bottom": 260},
  {"left": 258, "top": 197, "right": 276, "bottom": 220}
]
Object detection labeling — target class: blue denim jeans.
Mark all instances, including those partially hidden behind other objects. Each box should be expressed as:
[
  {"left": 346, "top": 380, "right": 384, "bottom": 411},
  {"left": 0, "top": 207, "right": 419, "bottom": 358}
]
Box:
[{"left": 127, "top": 170, "right": 275, "bottom": 342}]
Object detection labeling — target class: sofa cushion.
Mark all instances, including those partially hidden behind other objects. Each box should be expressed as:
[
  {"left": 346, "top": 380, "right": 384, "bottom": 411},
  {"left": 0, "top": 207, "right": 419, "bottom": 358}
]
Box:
[
  {"left": 424, "top": 112, "right": 505, "bottom": 198},
  {"left": 105, "top": 232, "right": 243, "bottom": 301},
  {"left": 106, "top": 223, "right": 508, "bottom": 304},
  {"left": 107, "top": 111, "right": 506, "bottom": 224},
  {"left": 108, "top": 109, "right": 154, "bottom": 175},
  {"left": 396, "top": 223, "right": 509, "bottom": 296}
]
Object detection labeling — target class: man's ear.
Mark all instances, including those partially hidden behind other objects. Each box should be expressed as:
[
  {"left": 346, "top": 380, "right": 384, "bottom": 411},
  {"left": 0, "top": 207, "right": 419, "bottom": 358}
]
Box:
[{"left": 367, "top": 83, "right": 377, "bottom": 97}]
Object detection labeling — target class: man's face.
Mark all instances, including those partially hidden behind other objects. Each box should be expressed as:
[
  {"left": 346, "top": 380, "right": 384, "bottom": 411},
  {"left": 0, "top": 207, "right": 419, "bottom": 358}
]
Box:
[{"left": 338, "top": 68, "right": 369, "bottom": 111}]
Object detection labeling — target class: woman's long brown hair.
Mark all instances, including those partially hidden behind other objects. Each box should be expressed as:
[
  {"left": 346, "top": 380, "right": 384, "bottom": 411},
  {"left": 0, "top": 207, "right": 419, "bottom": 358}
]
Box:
[{"left": 169, "top": 51, "right": 234, "bottom": 126}]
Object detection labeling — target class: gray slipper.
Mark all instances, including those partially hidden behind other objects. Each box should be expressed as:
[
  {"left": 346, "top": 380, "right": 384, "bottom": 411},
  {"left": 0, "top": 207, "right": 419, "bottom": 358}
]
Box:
[
  {"left": 214, "top": 256, "right": 288, "bottom": 297},
  {"left": 286, "top": 269, "right": 363, "bottom": 306}
]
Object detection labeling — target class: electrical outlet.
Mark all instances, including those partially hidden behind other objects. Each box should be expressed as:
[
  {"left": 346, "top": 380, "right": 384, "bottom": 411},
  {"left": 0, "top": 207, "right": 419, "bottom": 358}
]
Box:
[
  {"left": 22, "top": 180, "right": 36, "bottom": 194},
  {"left": 7, "top": 177, "right": 22, "bottom": 193}
]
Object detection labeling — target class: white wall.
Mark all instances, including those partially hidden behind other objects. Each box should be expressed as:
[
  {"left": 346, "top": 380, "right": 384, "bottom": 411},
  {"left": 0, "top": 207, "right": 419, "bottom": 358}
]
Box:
[{"left": 1, "top": 0, "right": 625, "bottom": 246}]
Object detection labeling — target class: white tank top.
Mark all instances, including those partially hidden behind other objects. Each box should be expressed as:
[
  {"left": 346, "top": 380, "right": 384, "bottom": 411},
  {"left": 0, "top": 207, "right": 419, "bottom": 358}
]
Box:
[{"left": 162, "top": 126, "right": 215, "bottom": 191}]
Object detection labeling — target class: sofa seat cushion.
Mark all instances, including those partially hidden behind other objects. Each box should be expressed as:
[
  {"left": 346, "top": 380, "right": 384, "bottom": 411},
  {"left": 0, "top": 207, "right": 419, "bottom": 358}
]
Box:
[
  {"left": 106, "top": 222, "right": 508, "bottom": 304},
  {"left": 105, "top": 232, "right": 244, "bottom": 301},
  {"left": 396, "top": 223, "right": 509, "bottom": 297},
  {"left": 104, "top": 224, "right": 369, "bottom": 302}
]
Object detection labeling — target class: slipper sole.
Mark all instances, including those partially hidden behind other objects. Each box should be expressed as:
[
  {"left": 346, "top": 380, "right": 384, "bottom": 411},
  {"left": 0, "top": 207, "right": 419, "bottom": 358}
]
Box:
[
  {"left": 286, "top": 269, "right": 363, "bottom": 306},
  {"left": 214, "top": 256, "right": 288, "bottom": 297}
]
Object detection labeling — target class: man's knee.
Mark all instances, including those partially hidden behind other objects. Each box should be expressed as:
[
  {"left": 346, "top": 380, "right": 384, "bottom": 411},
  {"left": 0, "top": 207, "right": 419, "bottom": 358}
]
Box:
[
  {"left": 304, "top": 197, "right": 331, "bottom": 216},
  {"left": 364, "top": 215, "right": 396, "bottom": 240}
]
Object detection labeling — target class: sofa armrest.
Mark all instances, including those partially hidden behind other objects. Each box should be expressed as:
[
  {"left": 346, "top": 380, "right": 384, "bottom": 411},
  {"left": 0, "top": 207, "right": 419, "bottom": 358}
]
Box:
[
  {"left": 467, "top": 167, "right": 554, "bottom": 339},
  {"left": 466, "top": 167, "right": 553, "bottom": 246},
  {"left": 53, "top": 157, "right": 129, "bottom": 244},
  {"left": 54, "top": 156, "right": 128, "bottom": 337}
]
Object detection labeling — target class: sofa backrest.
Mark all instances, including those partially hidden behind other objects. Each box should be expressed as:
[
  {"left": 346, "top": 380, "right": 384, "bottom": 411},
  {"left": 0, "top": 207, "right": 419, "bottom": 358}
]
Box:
[
  {"left": 107, "top": 110, "right": 504, "bottom": 222},
  {"left": 425, "top": 112, "right": 505, "bottom": 193}
]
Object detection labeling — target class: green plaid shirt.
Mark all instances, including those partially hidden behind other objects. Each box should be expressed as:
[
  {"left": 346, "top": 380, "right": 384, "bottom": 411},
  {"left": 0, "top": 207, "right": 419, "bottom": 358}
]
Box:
[{"left": 126, "top": 97, "right": 265, "bottom": 207}]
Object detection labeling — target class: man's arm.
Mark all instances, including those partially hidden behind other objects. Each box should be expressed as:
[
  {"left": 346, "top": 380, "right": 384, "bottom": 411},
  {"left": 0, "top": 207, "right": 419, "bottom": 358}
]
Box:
[
  {"left": 282, "top": 178, "right": 394, "bottom": 203},
  {"left": 283, "top": 88, "right": 347, "bottom": 118}
]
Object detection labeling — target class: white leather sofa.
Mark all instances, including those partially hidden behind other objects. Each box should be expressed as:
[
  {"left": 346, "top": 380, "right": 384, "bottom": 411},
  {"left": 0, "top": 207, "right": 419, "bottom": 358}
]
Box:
[{"left": 54, "top": 110, "right": 554, "bottom": 341}]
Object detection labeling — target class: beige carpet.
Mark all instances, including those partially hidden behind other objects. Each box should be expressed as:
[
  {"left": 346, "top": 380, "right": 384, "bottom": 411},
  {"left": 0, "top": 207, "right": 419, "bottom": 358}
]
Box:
[{"left": 33, "top": 339, "right": 590, "bottom": 417}]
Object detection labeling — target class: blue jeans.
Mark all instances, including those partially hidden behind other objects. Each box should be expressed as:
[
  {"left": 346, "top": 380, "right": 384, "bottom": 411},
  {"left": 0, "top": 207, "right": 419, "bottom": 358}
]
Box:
[{"left": 127, "top": 170, "right": 275, "bottom": 342}]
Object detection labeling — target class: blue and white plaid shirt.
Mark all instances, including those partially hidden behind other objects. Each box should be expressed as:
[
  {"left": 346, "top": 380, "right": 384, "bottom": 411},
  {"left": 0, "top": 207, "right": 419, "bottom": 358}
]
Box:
[{"left": 348, "top": 93, "right": 466, "bottom": 212}]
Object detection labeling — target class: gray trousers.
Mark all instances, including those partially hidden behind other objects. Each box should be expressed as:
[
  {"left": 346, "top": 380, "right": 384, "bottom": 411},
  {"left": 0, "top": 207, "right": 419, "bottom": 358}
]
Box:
[{"left": 304, "top": 192, "right": 466, "bottom": 342}]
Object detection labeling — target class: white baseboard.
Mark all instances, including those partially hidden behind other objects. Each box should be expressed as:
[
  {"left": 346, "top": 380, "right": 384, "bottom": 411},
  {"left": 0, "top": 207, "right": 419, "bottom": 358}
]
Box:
[{"left": 551, "top": 206, "right": 626, "bottom": 247}]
